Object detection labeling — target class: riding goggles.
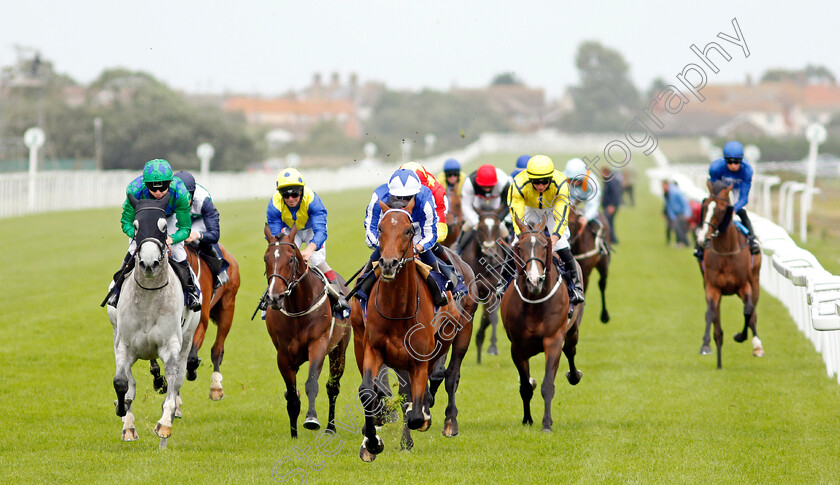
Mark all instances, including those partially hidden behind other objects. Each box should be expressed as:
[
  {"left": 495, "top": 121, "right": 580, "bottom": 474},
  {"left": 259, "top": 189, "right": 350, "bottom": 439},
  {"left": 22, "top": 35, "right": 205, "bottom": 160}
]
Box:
[
  {"left": 445, "top": 170, "right": 460, "bottom": 178},
  {"left": 146, "top": 181, "right": 171, "bottom": 192},
  {"left": 279, "top": 188, "right": 302, "bottom": 199},
  {"left": 725, "top": 157, "right": 742, "bottom": 165},
  {"left": 531, "top": 177, "right": 552, "bottom": 186}
]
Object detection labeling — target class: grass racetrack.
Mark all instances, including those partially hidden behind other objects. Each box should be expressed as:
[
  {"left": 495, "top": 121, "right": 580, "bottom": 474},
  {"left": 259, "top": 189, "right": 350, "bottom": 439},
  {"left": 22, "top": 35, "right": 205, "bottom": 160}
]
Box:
[{"left": 2, "top": 154, "right": 840, "bottom": 483}]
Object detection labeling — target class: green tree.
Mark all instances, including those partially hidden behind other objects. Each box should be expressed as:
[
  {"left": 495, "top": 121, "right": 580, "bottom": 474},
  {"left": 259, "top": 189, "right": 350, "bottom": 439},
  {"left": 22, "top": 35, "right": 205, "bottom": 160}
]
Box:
[
  {"left": 491, "top": 72, "right": 523, "bottom": 86},
  {"left": 760, "top": 64, "right": 836, "bottom": 84},
  {"left": 559, "top": 41, "right": 640, "bottom": 132}
]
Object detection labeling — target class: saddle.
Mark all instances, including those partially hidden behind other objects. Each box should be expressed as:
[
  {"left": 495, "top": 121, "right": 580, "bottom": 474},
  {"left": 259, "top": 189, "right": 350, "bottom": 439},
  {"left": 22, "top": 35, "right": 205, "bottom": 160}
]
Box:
[{"left": 353, "top": 260, "right": 466, "bottom": 311}]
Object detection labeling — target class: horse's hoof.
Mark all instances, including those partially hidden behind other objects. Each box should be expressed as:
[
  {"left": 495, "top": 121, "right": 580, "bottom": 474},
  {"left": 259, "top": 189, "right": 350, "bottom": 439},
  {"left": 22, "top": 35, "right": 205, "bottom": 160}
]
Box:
[
  {"left": 303, "top": 417, "right": 321, "bottom": 430},
  {"left": 487, "top": 344, "right": 498, "bottom": 355},
  {"left": 733, "top": 332, "right": 747, "bottom": 343},
  {"left": 174, "top": 408, "right": 182, "bottom": 419},
  {"left": 529, "top": 377, "right": 537, "bottom": 390},
  {"left": 753, "top": 347, "right": 765, "bottom": 357},
  {"left": 443, "top": 419, "right": 459, "bottom": 437},
  {"left": 522, "top": 417, "right": 533, "bottom": 426},
  {"left": 359, "top": 445, "right": 377, "bottom": 462},
  {"left": 121, "top": 427, "right": 138, "bottom": 442},
  {"left": 363, "top": 435, "right": 384, "bottom": 455},
  {"left": 601, "top": 311, "right": 610, "bottom": 324},
  {"left": 541, "top": 427, "right": 553, "bottom": 433},
  {"left": 209, "top": 388, "right": 224, "bottom": 401},
  {"left": 566, "top": 370, "right": 582, "bottom": 385},
  {"left": 186, "top": 369, "right": 197, "bottom": 381},
  {"left": 154, "top": 423, "right": 172, "bottom": 439},
  {"left": 418, "top": 417, "right": 432, "bottom": 432},
  {"left": 699, "top": 345, "right": 713, "bottom": 355}
]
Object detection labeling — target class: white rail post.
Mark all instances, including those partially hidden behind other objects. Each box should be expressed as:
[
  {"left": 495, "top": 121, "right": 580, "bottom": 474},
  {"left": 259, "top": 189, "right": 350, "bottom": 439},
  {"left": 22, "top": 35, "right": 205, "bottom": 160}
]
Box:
[{"left": 24, "top": 127, "right": 46, "bottom": 212}]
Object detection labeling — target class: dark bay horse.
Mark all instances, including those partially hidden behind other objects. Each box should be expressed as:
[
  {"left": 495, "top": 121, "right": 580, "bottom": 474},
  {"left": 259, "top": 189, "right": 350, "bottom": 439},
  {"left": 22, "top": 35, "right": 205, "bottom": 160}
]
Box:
[
  {"left": 357, "top": 199, "right": 476, "bottom": 461},
  {"left": 441, "top": 186, "right": 462, "bottom": 248},
  {"left": 261, "top": 225, "right": 351, "bottom": 438},
  {"left": 500, "top": 216, "right": 582, "bottom": 432},
  {"left": 459, "top": 208, "right": 508, "bottom": 362},
  {"left": 567, "top": 209, "right": 611, "bottom": 323},
  {"left": 697, "top": 180, "right": 763, "bottom": 368},
  {"left": 183, "top": 243, "right": 240, "bottom": 400}
]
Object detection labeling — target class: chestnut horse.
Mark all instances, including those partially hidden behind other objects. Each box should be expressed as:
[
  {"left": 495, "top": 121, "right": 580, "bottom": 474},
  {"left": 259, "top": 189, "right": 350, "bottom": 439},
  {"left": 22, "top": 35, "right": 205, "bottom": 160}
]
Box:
[
  {"left": 441, "top": 186, "right": 462, "bottom": 248},
  {"left": 459, "top": 208, "right": 509, "bottom": 362},
  {"left": 697, "top": 180, "right": 763, "bottom": 369},
  {"left": 567, "top": 209, "right": 611, "bottom": 323},
  {"left": 357, "top": 199, "right": 476, "bottom": 461},
  {"left": 500, "top": 216, "right": 582, "bottom": 432},
  {"left": 261, "top": 225, "right": 351, "bottom": 438},
  {"left": 182, "top": 243, "right": 241, "bottom": 399}
]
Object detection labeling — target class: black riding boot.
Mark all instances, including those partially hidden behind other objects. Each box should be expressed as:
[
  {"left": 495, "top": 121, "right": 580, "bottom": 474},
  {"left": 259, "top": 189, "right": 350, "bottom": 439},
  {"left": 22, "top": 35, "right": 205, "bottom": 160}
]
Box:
[
  {"left": 326, "top": 278, "right": 351, "bottom": 319},
  {"left": 171, "top": 258, "right": 202, "bottom": 311},
  {"left": 557, "top": 247, "right": 584, "bottom": 305},
  {"left": 737, "top": 208, "right": 760, "bottom": 255},
  {"left": 426, "top": 274, "right": 449, "bottom": 307},
  {"left": 102, "top": 252, "right": 135, "bottom": 307}
]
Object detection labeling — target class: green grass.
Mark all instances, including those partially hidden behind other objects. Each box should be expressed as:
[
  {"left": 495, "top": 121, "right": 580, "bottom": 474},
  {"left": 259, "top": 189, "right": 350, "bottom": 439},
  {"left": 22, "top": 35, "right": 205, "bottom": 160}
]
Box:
[{"left": 2, "top": 157, "right": 840, "bottom": 484}]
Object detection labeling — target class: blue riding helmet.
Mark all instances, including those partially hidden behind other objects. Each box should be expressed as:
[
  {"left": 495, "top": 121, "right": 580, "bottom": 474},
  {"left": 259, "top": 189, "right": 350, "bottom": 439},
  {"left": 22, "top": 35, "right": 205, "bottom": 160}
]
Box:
[
  {"left": 173, "top": 171, "right": 196, "bottom": 193},
  {"left": 516, "top": 154, "right": 530, "bottom": 169},
  {"left": 443, "top": 158, "right": 460, "bottom": 172},
  {"left": 723, "top": 141, "right": 744, "bottom": 159}
]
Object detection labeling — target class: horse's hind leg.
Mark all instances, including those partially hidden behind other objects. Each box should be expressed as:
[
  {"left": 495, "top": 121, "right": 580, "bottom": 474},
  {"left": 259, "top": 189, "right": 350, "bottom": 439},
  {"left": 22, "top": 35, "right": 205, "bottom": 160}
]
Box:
[
  {"left": 564, "top": 322, "right": 582, "bottom": 386},
  {"left": 397, "top": 371, "right": 414, "bottom": 451},
  {"left": 155, "top": 341, "right": 186, "bottom": 440},
  {"left": 325, "top": 334, "right": 349, "bottom": 433},
  {"left": 475, "top": 305, "right": 489, "bottom": 363},
  {"left": 276, "top": 354, "right": 301, "bottom": 439},
  {"left": 114, "top": 346, "right": 139, "bottom": 441},
  {"left": 598, "top": 258, "right": 610, "bottom": 324},
  {"left": 443, "top": 317, "right": 472, "bottom": 437},
  {"left": 705, "top": 289, "right": 724, "bottom": 369},
  {"left": 150, "top": 359, "right": 167, "bottom": 394},
  {"left": 541, "top": 338, "right": 564, "bottom": 432},
  {"left": 209, "top": 304, "right": 234, "bottom": 400},
  {"left": 487, "top": 302, "right": 499, "bottom": 355},
  {"left": 187, "top": 316, "right": 207, "bottom": 382},
  {"left": 303, "top": 341, "right": 329, "bottom": 431},
  {"left": 511, "top": 349, "right": 534, "bottom": 426},
  {"left": 358, "top": 347, "right": 385, "bottom": 462},
  {"left": 736, "top": 285, "right": 763, "bottom": 356},
  {"left": 428, "top": 358, "right": 446, "bottom": 408}
]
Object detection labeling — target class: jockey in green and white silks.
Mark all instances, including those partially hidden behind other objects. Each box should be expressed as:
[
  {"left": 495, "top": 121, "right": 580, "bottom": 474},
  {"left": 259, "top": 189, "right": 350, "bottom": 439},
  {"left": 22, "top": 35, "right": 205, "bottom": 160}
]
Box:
[{"left": 103, "top": 158, "right": 202, "bottom": 311}]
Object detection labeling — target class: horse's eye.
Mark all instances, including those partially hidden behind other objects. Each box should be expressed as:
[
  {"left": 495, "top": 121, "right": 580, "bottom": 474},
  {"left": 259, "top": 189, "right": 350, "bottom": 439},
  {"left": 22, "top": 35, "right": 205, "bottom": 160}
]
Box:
[{"left": 404, "top": 228, "right": 411, "bottom": 238}]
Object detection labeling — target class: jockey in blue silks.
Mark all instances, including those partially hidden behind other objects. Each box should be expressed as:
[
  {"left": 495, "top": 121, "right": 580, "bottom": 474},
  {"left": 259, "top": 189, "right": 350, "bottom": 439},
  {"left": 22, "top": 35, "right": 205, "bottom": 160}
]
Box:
[
  {"left": 694, "top": 140, "right": 760, "bottom": 261},
  {"left": 360, "top": 169, "right": 450, "bottom": 307}
]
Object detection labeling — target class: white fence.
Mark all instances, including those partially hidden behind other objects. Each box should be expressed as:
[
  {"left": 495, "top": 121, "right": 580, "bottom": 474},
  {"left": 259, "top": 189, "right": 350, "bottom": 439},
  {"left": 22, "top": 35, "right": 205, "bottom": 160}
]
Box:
[
  {"left": 0, "top": 130, "right": 628, "bottom": 219},
  {"left": 648, "top": 150, "right": 840, "bottom": 383}
]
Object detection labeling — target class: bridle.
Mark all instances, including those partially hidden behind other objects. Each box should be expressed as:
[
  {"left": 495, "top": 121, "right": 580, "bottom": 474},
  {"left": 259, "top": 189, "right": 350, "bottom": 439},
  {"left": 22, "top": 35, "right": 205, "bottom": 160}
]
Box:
[
  {"left": 517, "top": 229, "right": 550, "bottom": 282},
  {"left": 513, "top": 228, "right": 563, "bottom": 304},
  {"left": 266, "top": 241, "right": 309, "bottom": 297},
  {"left": 378, "top": 208, "right": 416, "bottom": 276},
  {"left": 703, "top": 194, "right": 731, "bottom": 239},
  {"left": 133, "top": 205, "right": 169, "bottom": 290},
  {"left": 475, "top": 212, "right": 508, "bottom": 274}
]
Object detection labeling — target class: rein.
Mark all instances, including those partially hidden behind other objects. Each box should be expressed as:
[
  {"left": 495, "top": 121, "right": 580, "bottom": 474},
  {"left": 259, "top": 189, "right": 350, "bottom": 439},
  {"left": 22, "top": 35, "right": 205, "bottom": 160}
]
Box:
[
  {"left": 373, "top": 207, "right": 421, "bottom": 320},
  {"left": 264, "top": 241, "right": 329, "bottom": 318},
  {"left": 132, "top": 236, "right": 170, "bottom": 290}
]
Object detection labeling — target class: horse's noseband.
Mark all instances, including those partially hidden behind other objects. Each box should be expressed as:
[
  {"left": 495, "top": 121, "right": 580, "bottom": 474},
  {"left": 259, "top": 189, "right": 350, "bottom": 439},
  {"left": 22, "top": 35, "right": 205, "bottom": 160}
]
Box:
[{"left": 266, "top": 241, "right": 307, "bottom": 297}]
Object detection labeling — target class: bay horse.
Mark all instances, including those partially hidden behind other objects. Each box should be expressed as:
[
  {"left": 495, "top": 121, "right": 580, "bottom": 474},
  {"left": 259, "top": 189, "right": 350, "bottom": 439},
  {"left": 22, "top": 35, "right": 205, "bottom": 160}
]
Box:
[
  {"left": 261, "top": 225, "right": 351, "bottom": 438},
  {"left": 567, "top": 209, "right": 611, "bottom": 323},
  {"left": 697, "top": 180, "right": 763, "bottom": 368},
  {"left": 500, "top": 215, "right": 582, "bottom": 432},
  {"left": 184, "top": 243, "right": 240, "bottom": 399},
  {"left": 357, "top": 199, "right": 476, "bottom": 461},
  {"left": 459, "top": 208, "right": 509, "bottom": 362},
  {"left": 441, "top": 186, "right": 462, "bottom": 248},
  {"left": 107, "top": 193, "right": 200, "bottom": 447}
]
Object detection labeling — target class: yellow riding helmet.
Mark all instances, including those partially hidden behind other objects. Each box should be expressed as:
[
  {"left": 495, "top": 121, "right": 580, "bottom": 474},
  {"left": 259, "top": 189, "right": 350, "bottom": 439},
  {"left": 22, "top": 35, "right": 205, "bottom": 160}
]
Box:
[
  {"left": 400, "top": 161, "right": 425, "bottom": 172},
  {"left": 526, "top": 155, "right": 555, "bottom": 179},
  {"left": 276, "top": 168, "right": 306, "bottom": 190}
]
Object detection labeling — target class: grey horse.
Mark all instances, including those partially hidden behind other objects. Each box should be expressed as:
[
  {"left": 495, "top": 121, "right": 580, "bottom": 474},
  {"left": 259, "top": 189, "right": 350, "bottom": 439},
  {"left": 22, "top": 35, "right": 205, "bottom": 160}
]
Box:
[{"left": 108, "top": 193, "right": 200, "bottom": 447}]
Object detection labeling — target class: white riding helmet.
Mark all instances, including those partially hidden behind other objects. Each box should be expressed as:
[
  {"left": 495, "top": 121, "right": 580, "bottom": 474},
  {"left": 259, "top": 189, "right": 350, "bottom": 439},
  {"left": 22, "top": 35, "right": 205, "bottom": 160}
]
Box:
[
  {"left": 388, "top": 169, "right": 422, "bottom": 197},
  {"left": 564, "top": 158, "right": 588, "bottom": 180}
]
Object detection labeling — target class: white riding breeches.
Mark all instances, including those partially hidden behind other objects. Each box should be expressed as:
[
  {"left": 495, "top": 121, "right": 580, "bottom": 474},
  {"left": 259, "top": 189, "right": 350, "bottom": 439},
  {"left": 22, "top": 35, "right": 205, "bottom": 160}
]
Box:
[
  {"left": 294, "top": 228, "right": 327, "bottom": 267},
  {"left": 520, "top": 207, "right": 570, "bottom": 251}
]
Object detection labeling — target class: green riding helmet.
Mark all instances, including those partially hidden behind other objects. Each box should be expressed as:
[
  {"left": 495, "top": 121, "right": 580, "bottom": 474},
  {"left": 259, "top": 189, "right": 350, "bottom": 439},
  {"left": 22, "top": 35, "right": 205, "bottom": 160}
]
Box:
[{"left": 142, "top": 159, "right": 174, "bottom": 183}]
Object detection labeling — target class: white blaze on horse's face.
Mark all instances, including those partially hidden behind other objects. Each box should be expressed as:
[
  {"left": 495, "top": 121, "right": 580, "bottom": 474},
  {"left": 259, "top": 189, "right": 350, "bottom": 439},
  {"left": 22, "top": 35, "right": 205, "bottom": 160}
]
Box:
[
  {"left": 698, "top": 201, "right": 716, "bottom": 242},
  {"left": 526, "top": 235, "right": 542, "bottom": 287}
]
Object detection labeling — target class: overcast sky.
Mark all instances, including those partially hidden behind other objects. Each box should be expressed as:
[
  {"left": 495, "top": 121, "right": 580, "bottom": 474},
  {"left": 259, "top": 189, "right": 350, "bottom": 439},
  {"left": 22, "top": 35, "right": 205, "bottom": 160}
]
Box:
[{"left": 2, "top": 0, "right": 836, "bottom": 99}]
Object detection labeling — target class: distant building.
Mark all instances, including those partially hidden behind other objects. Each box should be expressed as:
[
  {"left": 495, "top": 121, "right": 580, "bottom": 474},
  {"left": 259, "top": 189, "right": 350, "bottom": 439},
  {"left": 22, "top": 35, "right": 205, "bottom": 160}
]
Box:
[{"left": 452, "top": 84, "right": 548, "bottom": 131}]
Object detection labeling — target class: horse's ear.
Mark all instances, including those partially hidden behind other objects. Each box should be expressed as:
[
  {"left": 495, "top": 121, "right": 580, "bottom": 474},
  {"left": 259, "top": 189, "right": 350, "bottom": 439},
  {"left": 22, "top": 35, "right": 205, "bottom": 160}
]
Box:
[
  {"left": 287, "top": 224, "right": 298, "bottom": 241},
  {"left": 706, "top": 179, "right": 713, "bottom": 194},
  {"left": 264, "top": 224, "right": 275, "bottom": 242},
  {"left": 405, "top": 197, "right": 416, "bottom": 213},
  {"left": 514, "top": 213, "right": 527, "bottom": 233},
  {"left": 128, "top": 193, "right": 139, "bottom": 209},
  {"left": 495, "top": 206, "right": 508, "bottom": 220},
  {"left": 535, "top": 214, "right": 547, "bottom": 232},
  {"left": 723, "top": 182, "right": 734, "bottom": 197},
  {"left": 378, "top": 199, "right": 389, "bottom": 213}
]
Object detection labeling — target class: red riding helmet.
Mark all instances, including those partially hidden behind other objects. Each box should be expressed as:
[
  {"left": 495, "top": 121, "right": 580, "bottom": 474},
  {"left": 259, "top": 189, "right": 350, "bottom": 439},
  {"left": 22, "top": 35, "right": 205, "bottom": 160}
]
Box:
[{"left": 475, "top": 164, "right": 498, "bottom": 187}]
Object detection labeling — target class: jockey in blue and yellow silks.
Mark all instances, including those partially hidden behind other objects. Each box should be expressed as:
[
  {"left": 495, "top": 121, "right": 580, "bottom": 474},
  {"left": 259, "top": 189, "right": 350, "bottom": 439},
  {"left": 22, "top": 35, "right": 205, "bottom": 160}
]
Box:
[
  {"left": 266, "top": 168, "right": 349, "bottom": 318},
  {"left": 103, "top": 158, "right": 202, "bottom": 311}
]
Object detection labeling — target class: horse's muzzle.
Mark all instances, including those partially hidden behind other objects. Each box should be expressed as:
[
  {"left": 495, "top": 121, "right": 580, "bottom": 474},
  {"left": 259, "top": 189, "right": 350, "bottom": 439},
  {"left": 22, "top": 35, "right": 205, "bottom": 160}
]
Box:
[{"left": 379, "top": 258, "right": 398, "bottom": 281}]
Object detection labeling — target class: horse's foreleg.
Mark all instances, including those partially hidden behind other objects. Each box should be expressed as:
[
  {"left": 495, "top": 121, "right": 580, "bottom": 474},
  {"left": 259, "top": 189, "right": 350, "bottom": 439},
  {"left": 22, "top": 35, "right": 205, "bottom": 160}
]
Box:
[
  {"left": 187, "top": 315, "right": 208, "bottom": 382},
  {"left": 209, "top": 305, "right": 234, "bottom": 400},
  {"left": 541, "top": 337, "right": 563, "bottom": 432},
  {"left": 114, "top": 345, "right": 139, "bottom": 441},
  {"left": 511, "top": 348, "right": 534, "bottom": 426},
  {"left": 428, "top": 358, "right": 446, "bottom": 407},
  {"left": 475, "top": 306, "right": 489, "bottom": 363},
  {"left": 303, "top": 340, "right": 329, "bottom": 431},
  {"left": 564, "top": 322, "right": 582, "bottom": 386},
  {"left": 443, "top": 318, "right": 472, "bottom": 437},
  {"left": 487, "top": 304, "right": 499, "bottom": 355},
  {"left": 700, "top": 286, "right": 715, "bottom": 356},
  {"left": 598, "top": 259, "right": 610, "bottom": 324},
  {"left": 277, "top": 354, "right": 300, "bottom": 439},
  {"left": 155, "top": 346, "right": 183, "bottom": 439},
  {"left": 705, "top": 290, "right": 724, "bottom": 369},
  {"left": 737, "top": 285, "right": 763, "bottom": 356},
  {"left": 358, "top": 347, "right": 385, "bottom": 461},
  {"left": 405, "top": 364, "right": 431, "bottom": 431}
]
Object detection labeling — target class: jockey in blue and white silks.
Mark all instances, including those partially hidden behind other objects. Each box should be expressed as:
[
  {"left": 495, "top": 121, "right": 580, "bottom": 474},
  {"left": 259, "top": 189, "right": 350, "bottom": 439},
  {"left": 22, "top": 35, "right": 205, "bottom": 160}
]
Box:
[
  {"left": 695, "top": 140, "right": 760, "bottom": 259},
  {"left": 173, "top": 171, "right": 229, "bottom": 289},
  {"left": 266, "top": 167, "right": 349, "bottom": 317},
  {"left": 360, "top": 169, "right": 450, "bottom": 306}
]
